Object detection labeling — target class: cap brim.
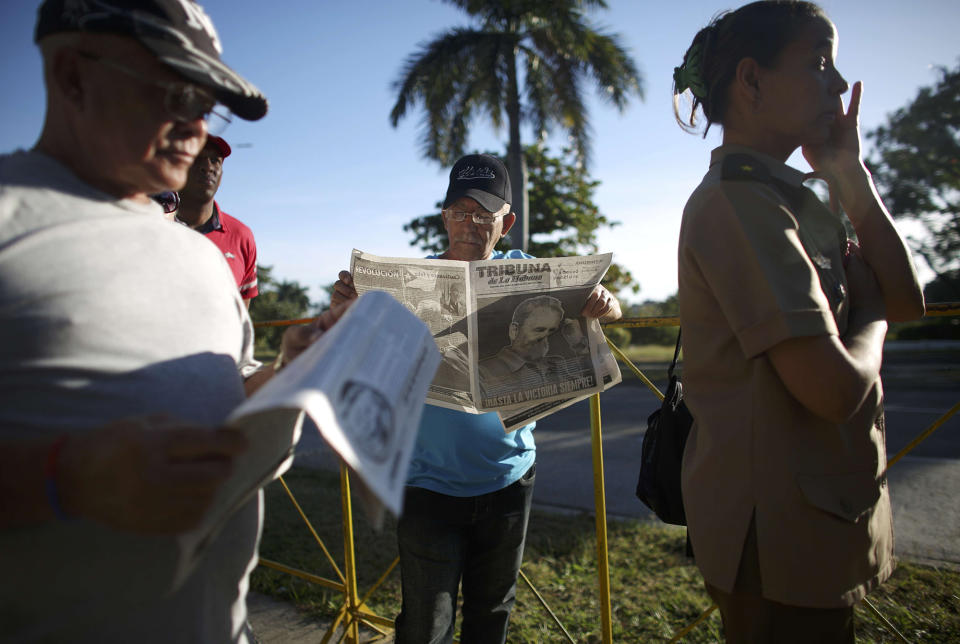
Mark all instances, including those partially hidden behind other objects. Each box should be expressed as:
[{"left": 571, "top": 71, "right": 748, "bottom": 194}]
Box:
[
  {"left": 206, "top": 135, "right": 231, "bottom": 158},
  {"left": 142, "top": 36, "right": 268, "bottom": 121},
  {"left": 444, "top": 188, "right": 508, "bottom": 214}
]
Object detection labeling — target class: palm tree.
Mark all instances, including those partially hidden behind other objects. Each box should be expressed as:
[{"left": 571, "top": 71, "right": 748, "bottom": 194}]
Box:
[{"left": 390, "top": 0, "right": 642, "bottom": 251}]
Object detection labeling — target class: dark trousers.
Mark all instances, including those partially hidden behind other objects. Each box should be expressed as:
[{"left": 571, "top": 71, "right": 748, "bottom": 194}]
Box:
[
  {"left": 394, "top": 464, "right": 536, "bottom": 644},
  {"left": 706, "top": 516, "right": 855, "bottom": 644}
]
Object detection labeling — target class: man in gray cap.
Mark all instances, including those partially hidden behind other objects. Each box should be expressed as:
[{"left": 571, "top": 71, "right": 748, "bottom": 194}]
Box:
[{"left": 0, "top": 1, "right": 339, "bottom": 641}]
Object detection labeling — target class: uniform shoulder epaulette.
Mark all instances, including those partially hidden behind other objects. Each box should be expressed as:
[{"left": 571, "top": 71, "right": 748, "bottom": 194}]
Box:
[
  {"left": 722, "top": 153, "right": 812, "bottom": 213},
  {"left": 721, "top": 153, "right": 771, "bottom": 183}
]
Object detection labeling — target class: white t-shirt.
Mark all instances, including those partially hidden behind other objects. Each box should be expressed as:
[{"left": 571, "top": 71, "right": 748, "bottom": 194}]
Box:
[{"left": 0, "top": 150, "right": 263, "bottom": 642}]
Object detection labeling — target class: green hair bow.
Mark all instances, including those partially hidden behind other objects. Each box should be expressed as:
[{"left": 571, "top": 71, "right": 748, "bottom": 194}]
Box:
[{"left": 673, "top": 41, "right": 707, "bottom": 100}]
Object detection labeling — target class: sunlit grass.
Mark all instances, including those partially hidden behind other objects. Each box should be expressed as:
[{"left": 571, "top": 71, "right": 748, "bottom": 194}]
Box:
[{"left": 616, "top": 343, "right": 677, "bottom": 364}]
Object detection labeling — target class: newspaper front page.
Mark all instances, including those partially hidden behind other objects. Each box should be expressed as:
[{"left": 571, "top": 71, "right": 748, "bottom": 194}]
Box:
[{"left": 349, "top": 249, "right": 621, "bottom": 426}]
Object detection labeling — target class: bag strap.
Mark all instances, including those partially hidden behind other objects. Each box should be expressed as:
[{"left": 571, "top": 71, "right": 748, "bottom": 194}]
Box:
[{"left": 668, "top": 328, "right": 682, "bottom": 379}]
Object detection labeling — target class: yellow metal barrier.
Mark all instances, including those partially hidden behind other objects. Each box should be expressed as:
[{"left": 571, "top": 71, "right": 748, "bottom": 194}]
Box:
[
  {"left": 258, "top": 464, "right": 395, "bottom": 642},
  {"left": 261, "top": 462, "right": 574, "bottom": 642},
  {"left": 253, "top": 302, "right": 959, "bottom": 642}
]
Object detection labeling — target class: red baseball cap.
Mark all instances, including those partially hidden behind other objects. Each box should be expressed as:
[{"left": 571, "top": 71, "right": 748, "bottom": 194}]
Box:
[{"left": 205, "top": 135, "right": 231, "bottom": 159}]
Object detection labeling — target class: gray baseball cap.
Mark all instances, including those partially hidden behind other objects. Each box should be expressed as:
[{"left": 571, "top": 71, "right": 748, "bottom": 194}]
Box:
[{"left": 35, "top": 0, "right": 268, "bottom": 121}]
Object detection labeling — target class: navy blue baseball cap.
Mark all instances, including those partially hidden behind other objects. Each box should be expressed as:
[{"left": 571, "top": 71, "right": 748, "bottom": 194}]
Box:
[{"left": 443, "top": 154, "right": 512, "bottom": 213}]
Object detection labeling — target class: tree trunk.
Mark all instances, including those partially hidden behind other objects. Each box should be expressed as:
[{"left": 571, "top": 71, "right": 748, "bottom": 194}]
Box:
[
  {"left": 505, "top": 41, "right": 528, "bottom": 252},
  {"left": 506, "top": 145, "right": 528, "bottom": 252}
]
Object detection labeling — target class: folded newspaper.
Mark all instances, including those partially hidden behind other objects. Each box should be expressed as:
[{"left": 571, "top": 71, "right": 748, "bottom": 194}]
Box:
[
  {"left": 349, "top": 249, "right": 622, "bottom": 430},
  {"left": 173, "top": 290, "right": 441, "bottom": 586}
]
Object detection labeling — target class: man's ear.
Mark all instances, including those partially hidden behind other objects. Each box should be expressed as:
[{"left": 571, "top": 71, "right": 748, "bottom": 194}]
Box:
[
  {"left": 50, "top": 48, "right": 87, "bottom": 108},
  {"left": 508, "top": 322, "right": 518, "bottom": 342},
  {"left": 500, "top": 212, "right": 517, "bottom": 238}
]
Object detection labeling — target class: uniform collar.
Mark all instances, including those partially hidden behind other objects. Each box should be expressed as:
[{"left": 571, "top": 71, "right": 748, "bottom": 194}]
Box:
[
  {"left": 197, "top": 201, "right": 224, "bottom": 234},
  {"left": 709, "top": 144, "right": 808, "bottom": 189}
]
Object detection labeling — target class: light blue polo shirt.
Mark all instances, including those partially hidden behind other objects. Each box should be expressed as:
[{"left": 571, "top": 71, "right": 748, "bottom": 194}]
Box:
[{"left": 406, "top": 249, "right": 536, "bottom": 496}]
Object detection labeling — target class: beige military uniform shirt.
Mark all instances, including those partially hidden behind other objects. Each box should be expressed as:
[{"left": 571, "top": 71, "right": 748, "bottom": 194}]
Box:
[{"left": 677, "top": 144, "right": 893, "bottom": 608}]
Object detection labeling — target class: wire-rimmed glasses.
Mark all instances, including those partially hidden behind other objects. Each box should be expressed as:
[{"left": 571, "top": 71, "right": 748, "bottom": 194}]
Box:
[
  {"left": 77, "top": 51, "right": 232, "bottom": 135},
  {"left": 443, "top": 207, "right": 507, "bottom": 225}
]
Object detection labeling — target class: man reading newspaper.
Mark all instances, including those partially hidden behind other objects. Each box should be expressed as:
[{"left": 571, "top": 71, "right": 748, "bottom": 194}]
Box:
[
  {"left": 0, "top": 2, "right": 346, "bottom": 641},
  {"left": 331, "top": 153, "right": 621, "bottom": 644}
]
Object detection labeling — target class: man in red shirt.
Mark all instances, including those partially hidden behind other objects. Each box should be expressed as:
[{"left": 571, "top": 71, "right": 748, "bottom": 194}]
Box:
[{"left": 177, "top": 135, "right": 259, "bottom": 305}]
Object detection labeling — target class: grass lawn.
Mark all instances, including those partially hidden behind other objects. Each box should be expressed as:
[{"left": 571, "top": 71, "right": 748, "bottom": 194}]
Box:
[
  {"left": 252, "top": 468, "right": 960, "bottom": 643},
  {"left": 616, "top": 343, "right": 678, "bottom": 364}
]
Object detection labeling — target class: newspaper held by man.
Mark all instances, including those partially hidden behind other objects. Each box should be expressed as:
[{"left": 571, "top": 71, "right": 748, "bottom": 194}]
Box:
[
  {"left": 349, "top": 249, "right": 621, "bottom": 425},
  {"left": 173, "top": 290, "right": 441, "bottom": 585}
]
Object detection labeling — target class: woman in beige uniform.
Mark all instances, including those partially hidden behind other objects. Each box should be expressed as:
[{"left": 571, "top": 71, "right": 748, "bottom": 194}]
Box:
[{"left": 672, "top": 2, "right": 925, "bottom": 641}]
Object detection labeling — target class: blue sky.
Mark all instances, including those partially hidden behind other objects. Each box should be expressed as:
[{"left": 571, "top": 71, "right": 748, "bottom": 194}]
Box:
[{"left": 2, "top": 0, "right": 957, "bottom": 306}]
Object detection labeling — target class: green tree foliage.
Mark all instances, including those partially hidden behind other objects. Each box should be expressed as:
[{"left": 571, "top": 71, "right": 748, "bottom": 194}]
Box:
[
  {"left": 867, "top": 62, "right": 960, "bottom": 276},
  {"left": 390, "top": 0, "right": 642, "bottom": 249},
  {"left": 890, "top": 269, "right": 960, "bottom": 339},
  {"left": 248, "top": 265, "right": 313, "bottom": 354},
  {"left": 403, "top": 143, "right": 639, "bottom": 295},
  {"left": 923, "top": 269, "right": 960, "bottom": 302},
  {"left": 626, "top": 293, "right": 679, "bottom": 346}
]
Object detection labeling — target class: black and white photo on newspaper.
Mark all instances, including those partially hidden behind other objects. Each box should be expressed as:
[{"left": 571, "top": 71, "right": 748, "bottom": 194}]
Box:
[
  {"left": 495, "top": 317, "right": 622, "bottom": 431},
  {"left": 349, "top": 249, "right": 622, "bottom": 426}
]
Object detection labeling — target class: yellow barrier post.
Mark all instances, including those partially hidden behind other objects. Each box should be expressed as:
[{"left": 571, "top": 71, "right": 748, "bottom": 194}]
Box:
[
  {"left": 589, "top": 393, "right": 614, "bottom": 643},
  {"left": 337, "top": 463, "right": 362, "bottom": 643}
]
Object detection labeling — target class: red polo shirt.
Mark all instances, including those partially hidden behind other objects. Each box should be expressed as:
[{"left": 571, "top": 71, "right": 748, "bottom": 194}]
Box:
[{"left": 199, "top": 202, "right": 259, "bottom": 299}]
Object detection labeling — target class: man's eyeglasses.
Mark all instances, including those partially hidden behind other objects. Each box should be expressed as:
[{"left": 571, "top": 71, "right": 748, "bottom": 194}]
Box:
[
  {"left": 150, "top": 191, "right": 180, "bottom": 214},
  {"left": 443, "top": 208, "right": 506, "bottom": 225},
  {"left": 77, "top": 52, "right": 232, "bottom": 135}
]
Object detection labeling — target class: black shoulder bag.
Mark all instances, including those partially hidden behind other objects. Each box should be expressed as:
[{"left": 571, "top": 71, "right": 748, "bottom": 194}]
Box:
[{"left": 635, "top": 329, "right": 693, "bottom": 526}]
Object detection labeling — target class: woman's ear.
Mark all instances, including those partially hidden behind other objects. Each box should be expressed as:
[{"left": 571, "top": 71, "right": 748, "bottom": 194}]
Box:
[{"left": 733, "top": 57, "right": 762, "bottom": 110}]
